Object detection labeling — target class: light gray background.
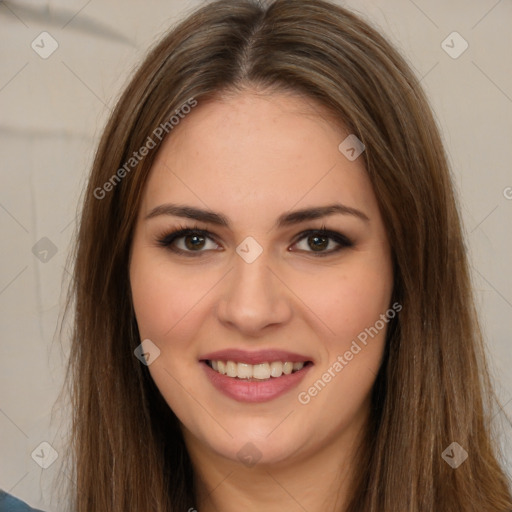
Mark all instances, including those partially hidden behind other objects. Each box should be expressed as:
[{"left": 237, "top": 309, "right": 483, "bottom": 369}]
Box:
[{"left": 1, "top": 0, "right": 511, "bottom": 510}]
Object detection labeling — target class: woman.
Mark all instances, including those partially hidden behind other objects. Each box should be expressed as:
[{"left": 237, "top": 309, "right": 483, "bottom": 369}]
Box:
[{"left": 7, "top": 0, "right": 511, "bottom": 510}]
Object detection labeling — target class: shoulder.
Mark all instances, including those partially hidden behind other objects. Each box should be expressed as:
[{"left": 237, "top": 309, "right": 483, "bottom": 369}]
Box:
[{"left": 0, "top": 491, "right": 45, "bottom": 512}]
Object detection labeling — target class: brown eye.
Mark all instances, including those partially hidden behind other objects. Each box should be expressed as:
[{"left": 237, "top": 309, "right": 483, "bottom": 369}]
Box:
[
  {"left": 291, "top": 229, "right": 353, "bottom": 256},
  {"left": 184, "top": 233, "right": 207, "bottom": 250},
  {"left": 307, "top": 234, "right": 329, "bottom": 251},
  {"left": 157, "top": 228, "right": 221, "bottom": 255}
]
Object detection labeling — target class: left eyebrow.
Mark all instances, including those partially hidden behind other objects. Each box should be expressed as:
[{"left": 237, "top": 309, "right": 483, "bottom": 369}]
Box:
[
  {"left": 276, "top": 203, "right": 370, "bottom": 226},
  {"left": 144, "top": 202, "right": 370, "bottom": 227}
]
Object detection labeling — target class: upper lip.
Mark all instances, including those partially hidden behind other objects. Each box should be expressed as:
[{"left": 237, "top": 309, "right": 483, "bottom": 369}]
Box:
[{"left": 200, "top": 349, "right": 313, "bottom": 365}]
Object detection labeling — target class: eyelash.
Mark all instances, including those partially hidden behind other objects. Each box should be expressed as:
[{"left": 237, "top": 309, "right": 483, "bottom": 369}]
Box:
[{"left": 155, "top": 223, "right": 354, "bottom": 258}]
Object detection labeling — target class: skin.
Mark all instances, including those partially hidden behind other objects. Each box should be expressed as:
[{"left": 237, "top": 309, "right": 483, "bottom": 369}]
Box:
[{"left": 129, "top": 89, "right": 394, "bottom": 512}]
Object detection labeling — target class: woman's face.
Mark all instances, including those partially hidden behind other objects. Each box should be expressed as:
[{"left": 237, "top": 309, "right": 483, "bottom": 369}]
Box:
[{"left": 129, "top": 90, "right": 394, "bottom": 467}]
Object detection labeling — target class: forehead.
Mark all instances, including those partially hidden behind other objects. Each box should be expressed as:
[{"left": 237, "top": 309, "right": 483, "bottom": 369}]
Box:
[{"left": 140, "top": 90, "right": 377, "bottom": 224}]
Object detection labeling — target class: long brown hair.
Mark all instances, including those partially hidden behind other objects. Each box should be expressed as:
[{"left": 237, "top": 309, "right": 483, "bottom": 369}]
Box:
[{"left": 61, "top": 0, "right": 512, "bottom": 510}]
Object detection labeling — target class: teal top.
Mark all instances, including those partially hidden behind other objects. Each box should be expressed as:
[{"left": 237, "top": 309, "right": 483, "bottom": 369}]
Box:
[{"left": 0, "top": 491, "right": 45, "bottom": 512}]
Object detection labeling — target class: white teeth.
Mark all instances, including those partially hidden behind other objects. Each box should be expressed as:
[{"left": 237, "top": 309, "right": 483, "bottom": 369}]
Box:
[
  {"left": 283, "top": 362, "right": 293, "bottom": 375},
  {"left": 237, "top": 362, "right": 253, "bottom": 379},
  {"left": 208, "top": 360, "right": 306, "bottom": 379},
  {"left": 226, "top": 361, "right": 237, "bottom": 377},
  {"left": 270, "top": 361, "right": 283, "bottom": 378},
  {"left": 252, "top": 363, "right": 271, "bottom": 380}
]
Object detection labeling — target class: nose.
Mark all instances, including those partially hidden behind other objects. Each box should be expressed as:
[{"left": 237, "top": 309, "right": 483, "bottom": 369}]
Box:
[{"left": 215, "top": 249, "right": 293, "bottom": 336}]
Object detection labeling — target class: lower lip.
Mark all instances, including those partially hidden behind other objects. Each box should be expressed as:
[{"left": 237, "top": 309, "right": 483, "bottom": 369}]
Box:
[{"left": 201, "top": 361, "right": 313, "bottom": 403}]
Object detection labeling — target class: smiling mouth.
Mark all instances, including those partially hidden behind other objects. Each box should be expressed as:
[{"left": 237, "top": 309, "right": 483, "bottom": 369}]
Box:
[{"left": 204, "top": 360, "right": 313, "bottom": 380}]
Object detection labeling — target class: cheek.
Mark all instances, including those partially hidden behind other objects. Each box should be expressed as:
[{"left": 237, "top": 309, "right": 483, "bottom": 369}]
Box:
[
  {"left": 296, "top": 264, "right": 392, "bottom": 418},
  {"left": 129, "top": 249, "right": 209, "bottom": 419},
  {"left": 299, "top": 256, "right": 393, "bottom": 347},
  {"left": 129, "top": 249, "right": 213, "bottom": 342}
]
